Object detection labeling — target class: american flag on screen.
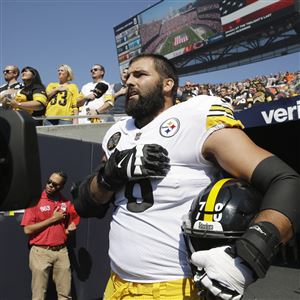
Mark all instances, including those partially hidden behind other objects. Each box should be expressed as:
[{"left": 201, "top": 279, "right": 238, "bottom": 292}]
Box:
[
  {"left": 174, "top": 34, "right": 189, "bottom": 47},
  {"left": 220, "top": 0, "right": 294, "bottom": 31}
]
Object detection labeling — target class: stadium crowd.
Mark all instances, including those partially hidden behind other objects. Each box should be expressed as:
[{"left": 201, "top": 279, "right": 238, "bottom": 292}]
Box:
[
  {"left": 0, "top": 63, "right": 299, "bottom": 125},
  {"left": 177, "top": 70, "right": 300, "bottom": 111}
]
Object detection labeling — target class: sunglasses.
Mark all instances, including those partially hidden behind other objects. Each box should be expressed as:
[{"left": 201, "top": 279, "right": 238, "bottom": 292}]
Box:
[
  {"left": 21, "top": 69, "right": 31, "bottom": 73},
  {"left": 90, "top": 68, "right": 101, "bottom": 73},
  {"left": 46, "top": 179, "right": 60, "bottom": 189},
  {"left": 3, "top": 70, "right": 14, "bottom": 74},
  {"left": 185, "top": 85, "right": 192, "bottom": 87}
]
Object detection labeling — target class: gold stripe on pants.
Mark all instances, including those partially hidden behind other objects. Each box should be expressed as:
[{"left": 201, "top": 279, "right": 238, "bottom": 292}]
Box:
[{"left": 103, "top": 272, "right": 200, "bottom": 300}]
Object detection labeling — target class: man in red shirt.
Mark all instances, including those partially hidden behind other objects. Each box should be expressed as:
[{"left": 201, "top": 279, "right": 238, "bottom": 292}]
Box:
[{"left": 21, "top": 171, "right": 80, "bottom": 300}]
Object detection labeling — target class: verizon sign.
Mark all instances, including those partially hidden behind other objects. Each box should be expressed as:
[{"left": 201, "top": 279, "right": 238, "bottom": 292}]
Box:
[
  {"left": 234, "top": 96, "right": 300, "bottom": 128},
  {"left": 261, "top": 101, "right": 300, "bottom": 124}
]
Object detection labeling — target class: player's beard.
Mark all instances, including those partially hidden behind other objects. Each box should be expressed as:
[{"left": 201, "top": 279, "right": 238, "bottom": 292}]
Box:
[{"left": 125, "top": 82, "right": 165, "bottom": 122}]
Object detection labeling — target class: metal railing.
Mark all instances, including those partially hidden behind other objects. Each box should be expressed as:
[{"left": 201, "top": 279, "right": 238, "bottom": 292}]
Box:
[{"left": 33, "top": 113, "right": 127, "bottom": 124}]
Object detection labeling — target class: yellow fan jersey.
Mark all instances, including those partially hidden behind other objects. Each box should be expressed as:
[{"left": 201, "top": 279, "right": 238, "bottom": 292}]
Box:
[
  {"left": 15, "top": 85, "right": 47, "bottom": 116},
  {"left": 45, "top": 83, "right": 79, "bottom": 120}
]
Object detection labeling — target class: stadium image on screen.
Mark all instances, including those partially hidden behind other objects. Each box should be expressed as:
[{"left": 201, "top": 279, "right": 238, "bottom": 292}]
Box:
[
  {"left": 138, "top": 0, "right": 222, "bottom": 59},
  {"left": 114, "top": 0, "right": 297, "bottom": 72}
]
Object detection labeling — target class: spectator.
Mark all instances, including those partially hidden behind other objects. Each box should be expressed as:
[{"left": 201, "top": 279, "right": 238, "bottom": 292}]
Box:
[
  {"left": 232, "top": 82, "right": 253, "bottom": 110},
  {"left": 177, "top": 70, "right": 299, "bottom": 111},
  {"left": 0, "top": 65, "right": 23, "bottom": 104},
  {"left": 45, "top": 64, "right": 79, "bottom": 125},
  {"left": 253, "top": 81, "right": 273, "bottom": 104},
  {"left": 284, "top": 71, "right": 295, "bottom": 84},
  {"left": 293, "top": 71, "right": 300, "bottom": 92},
  {"left": 77, "top": 64, "right": 113, "bottom": 124},
  {"left": 109, "top": 68, "right": 128, "bottom": 114},
  {"left": 218, "top": 86, "right": 232, "bottom": 104},
  {"left": 8, "top": 66, "right": 47, "bottom": 123},
  {"left": 21, "top": 171, "right": 80, "bottom": 300},
  {"left": 266, "top": 73, "right": 277, "bottom": 87},
  {"left": 180, "top": 81, "right": 197, "bottom": 101},
  {"left": 198, "top": 84, "right": 211, "bottom": 96},
  {"left": 226, "top": 86, "right": 235, "bottom": 101}
]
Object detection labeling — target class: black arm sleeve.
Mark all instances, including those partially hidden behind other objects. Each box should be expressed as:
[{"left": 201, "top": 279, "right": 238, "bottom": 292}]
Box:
[
  {"left": 71, "top": 174, "right": 110, "bottom": 218},
  {"left": 250, "top": 155, "right": 300, "bottom": 232}
]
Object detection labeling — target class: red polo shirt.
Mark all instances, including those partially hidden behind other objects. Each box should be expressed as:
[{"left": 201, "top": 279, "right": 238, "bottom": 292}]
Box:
[{"left": 21, "top": 191, "right": 80, "bottom": 246}]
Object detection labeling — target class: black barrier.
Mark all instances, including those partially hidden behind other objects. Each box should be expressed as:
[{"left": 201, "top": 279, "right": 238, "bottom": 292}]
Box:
[
  {"left": 245, "top": 119, "right": 300, "bottom": 174},
  {"left": 0, "top": 109, "right": 41, "bottom": 211},
  {"left": 39, "top": 135, "right": 112, "bottom": 300},
  {"left": 0, "top": 135, "right": 111, "bottom": 300}
]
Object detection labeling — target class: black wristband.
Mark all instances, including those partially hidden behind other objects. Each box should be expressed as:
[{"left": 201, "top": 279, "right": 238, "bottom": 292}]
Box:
[
  {"left": 97, "top": 167, "right": 115, "bottom": 191},
  {"left": 72, "top": 175, "right": 110, "bottom": 218},
  {"left": 235, "top": 221, "right": 281, "bottom": 278},
  {"left": 97, "top": 159, "right": 127, "bottom": 191}
]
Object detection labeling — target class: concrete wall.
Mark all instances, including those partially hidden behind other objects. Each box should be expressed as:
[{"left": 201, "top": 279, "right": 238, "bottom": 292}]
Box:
[
  {"left": 0, "top": 135, "right": 112, "bottom": 300},
  {"left": 36, "top": 122, "right": 114, "bottom": 144}
]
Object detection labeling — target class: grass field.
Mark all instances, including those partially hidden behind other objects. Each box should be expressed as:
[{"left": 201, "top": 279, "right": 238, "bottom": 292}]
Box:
[{"left": 159, "top": 26, "right": 201, "bottom": 55}]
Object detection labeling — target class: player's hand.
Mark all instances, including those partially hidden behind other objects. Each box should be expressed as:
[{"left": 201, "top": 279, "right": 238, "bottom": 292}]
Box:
[
  {"left": 65, "top": 222, "right": 76, "bottom": 234},
  {"left": 191, "top": 246, "right": 256, "bottom": 300},
  {"left": 98, "top": 144, "right": 170, "bottom": 191},
  {"left": 1, "top": 95, "right": 12, "bottom": 109},
  {"left": 87, "top": 108, "right": 97, "bottom": 116},
  {"left": 52, "top": 206, "right": 66, "bottom": 222},
  {"left": 117, "top": 86, "right": 128, "bottom": 97},
  {"left": 57, "top": 85, "right": 68, "bottom": 92},
  {"left": 85, "top": 93, "right": 96, "bottom": 101},
  {"left": 8, "top": 99, "right": 20, "bottom": 109}
]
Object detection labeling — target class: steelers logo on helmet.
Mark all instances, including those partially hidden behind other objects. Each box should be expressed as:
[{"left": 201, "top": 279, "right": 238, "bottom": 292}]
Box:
[{"left": 182, "top": 178, "right": 262, "bottom": 255}]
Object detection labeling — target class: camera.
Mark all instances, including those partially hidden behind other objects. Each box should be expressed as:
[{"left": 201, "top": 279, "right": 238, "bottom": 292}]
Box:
[{"left": 0, "top": 108, "right": 41, "bottom": 211}]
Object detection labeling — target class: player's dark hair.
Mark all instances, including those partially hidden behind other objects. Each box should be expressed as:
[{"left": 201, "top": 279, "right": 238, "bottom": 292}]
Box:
[
  {"left": 94, "top": 64, "right": 105, "bottom": 76},
  {"left": 129, "top": 53, "right": 178, "bottom": 104},
  {"left": 53, "top": 171, "right": 68, "bottom": 185},
  {"left": 21, "top": 66, "right": 45, "bottom": 90},
  {"left": 11, "top": 65, "right": 20, "bottom": 77}
]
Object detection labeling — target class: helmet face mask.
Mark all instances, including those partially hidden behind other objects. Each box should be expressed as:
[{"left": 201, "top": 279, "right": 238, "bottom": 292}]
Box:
[{"left": 182, "top": 178, "right": 262, "bottom": 254}]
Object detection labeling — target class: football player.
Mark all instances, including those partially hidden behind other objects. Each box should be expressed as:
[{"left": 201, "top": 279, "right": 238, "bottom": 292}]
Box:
[{"left": 73, "top": 54, "right": 300, "bottom": 300}]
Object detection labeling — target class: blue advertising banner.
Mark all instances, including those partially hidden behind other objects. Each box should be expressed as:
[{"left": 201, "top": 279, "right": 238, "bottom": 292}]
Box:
[{"left": 234, "top": 96, "right": 300, "bottom": 128}]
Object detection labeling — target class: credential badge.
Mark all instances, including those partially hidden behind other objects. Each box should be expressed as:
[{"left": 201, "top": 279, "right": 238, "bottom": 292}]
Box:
[
  {"left": 107, "top": 132, "right": 121, "bottom": 150},
  {"left": 134, "top": 132, "right": 142, "bottom": 141},
  {"left": 159, "top": 118, "right": 180, "bottom": 138}
]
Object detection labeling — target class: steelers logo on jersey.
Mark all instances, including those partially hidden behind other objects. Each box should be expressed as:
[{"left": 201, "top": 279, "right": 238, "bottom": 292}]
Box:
[
  {"left": 107, "top": 132, "right": 121, "bottom": 150},
  {"left": 160, "top": 118, "right": 180, "bottom": 138}
]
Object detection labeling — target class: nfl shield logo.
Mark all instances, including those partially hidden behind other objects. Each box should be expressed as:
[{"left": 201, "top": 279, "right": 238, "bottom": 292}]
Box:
[{"left": 160, "top": 118, "right": 180, "bottom": 138}]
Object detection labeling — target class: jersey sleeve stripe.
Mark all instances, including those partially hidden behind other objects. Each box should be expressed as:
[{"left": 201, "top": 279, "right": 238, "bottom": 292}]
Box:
[
  {"left": 207, "top": 112, "right": 235, "bottom": 119},
  {"left": 209, "top": 104, "right": 234, "bottom": 114},
  {"left": 206, "top": 101, "right": 244, "bottom": 130},
  {"left": 33, "top": 93, "right": 47, "bottom": 106}
]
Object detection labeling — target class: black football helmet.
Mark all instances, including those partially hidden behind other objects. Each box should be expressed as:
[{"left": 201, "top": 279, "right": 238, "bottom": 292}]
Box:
[{"left": 182, "top": 178, "right": 262, "bottom": 255}]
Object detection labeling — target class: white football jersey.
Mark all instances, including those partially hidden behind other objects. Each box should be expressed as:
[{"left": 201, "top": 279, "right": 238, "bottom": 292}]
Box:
[
  {"left": 102, "top": 96, "right": 244, "bottom": 282},
  {"left": 78, "top": 80, "right": 112, "bottom": 124}
]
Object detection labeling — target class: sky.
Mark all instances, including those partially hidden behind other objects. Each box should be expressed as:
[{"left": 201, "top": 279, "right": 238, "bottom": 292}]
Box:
[{"left": 1, "top": 0, "right": 299, "bottom": 89}]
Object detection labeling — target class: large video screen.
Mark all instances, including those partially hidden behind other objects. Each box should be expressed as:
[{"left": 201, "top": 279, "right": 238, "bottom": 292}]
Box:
[
  {"left": 221, "top": 0, "right": 295, "bottom": 37},
  {"left": 114, "top": 0, "right": 295, "bottom": 69}
]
